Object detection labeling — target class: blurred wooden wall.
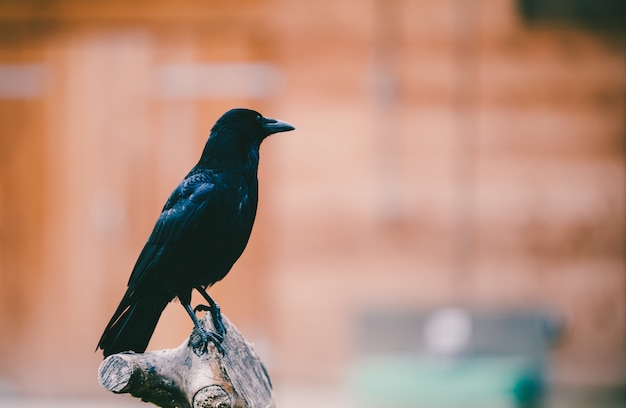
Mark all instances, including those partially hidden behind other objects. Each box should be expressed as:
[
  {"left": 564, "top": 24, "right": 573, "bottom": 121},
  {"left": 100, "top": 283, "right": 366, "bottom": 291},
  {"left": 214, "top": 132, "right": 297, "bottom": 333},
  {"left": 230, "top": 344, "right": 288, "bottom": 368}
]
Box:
[
  {"left": 269, "top": 0, "right": 624, "bottom": 389},
  {"left": 0, "top": 0, "right": 623, "bottom": 396}
]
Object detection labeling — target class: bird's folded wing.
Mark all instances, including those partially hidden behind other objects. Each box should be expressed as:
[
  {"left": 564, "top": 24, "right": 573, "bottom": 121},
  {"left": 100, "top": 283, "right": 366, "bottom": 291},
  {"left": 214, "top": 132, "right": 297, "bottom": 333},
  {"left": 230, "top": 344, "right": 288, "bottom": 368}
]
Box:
[{"left": 126, "top": 174, "right": 217, "bottom": 289}]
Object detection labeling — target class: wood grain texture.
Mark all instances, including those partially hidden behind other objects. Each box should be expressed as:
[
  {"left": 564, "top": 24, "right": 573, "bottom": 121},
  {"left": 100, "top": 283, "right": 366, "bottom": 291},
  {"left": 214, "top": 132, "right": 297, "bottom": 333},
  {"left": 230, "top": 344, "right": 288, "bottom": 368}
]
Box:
[{"left": 98, "top": 313, "right": 274, "bottom": 408}]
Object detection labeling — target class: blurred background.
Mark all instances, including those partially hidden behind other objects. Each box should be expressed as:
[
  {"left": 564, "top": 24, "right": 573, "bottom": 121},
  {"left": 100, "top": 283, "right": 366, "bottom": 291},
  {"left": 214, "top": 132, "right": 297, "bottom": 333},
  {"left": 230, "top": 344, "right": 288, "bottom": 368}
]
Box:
[{"left": 0, "top": 0, "right": 624, "bottom": 407}]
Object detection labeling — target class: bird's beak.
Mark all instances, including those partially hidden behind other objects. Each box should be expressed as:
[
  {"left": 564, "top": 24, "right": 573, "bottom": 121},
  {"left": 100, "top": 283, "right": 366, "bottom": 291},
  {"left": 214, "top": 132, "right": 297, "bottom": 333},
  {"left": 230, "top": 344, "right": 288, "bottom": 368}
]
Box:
[{"left": 262, "top": 117, "right": 295, "bottom": 134}]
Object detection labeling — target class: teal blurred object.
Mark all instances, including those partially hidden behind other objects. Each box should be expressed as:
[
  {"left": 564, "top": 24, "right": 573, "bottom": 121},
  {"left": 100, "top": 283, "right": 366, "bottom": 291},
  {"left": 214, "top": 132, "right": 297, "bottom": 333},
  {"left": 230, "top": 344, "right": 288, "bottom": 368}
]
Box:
[
  {"left": 349, "top": 356, "right": 541, "bottom": 408},
  {"left": 347, "top": 308, "right": 559, "bottom": 408}
]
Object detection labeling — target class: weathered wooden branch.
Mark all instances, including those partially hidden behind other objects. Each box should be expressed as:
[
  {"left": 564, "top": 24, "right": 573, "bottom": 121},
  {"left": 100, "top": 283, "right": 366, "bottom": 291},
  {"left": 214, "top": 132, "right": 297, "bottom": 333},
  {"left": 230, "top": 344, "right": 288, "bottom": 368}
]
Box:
[{"left": 98, "top": 313, "right": 274, "bottom": 408}]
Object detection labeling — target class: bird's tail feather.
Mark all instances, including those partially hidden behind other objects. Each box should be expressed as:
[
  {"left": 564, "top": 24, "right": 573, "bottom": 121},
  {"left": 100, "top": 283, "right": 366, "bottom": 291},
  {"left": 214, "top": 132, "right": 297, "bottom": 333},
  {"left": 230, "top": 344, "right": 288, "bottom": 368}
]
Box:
[{"left": 97, "top": 293, "right": 167, "bottom": 357}]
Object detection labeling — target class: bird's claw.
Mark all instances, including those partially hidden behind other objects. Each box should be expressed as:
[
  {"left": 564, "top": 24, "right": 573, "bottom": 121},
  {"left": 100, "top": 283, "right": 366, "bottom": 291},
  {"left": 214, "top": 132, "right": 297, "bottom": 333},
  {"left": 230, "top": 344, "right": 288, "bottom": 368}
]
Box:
[
  {"left": 192, "top": 303, "right": 225, "bottom": 338},
  {"left": 191, "top": 327, "right": 225, "bottom": 355},
  {"left": 194, "top": 304, "right": 211, "bottom": 313},
  {"left": 210, "top": 305, "right": 226, "bottom": 339}
]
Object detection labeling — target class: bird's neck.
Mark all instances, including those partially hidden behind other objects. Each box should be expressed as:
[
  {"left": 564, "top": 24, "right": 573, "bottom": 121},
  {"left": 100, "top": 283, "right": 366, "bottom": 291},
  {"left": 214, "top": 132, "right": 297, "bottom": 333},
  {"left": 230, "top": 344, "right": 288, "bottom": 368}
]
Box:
[{"left": 199, "top": 138, "right": 261, "bottom": 174}]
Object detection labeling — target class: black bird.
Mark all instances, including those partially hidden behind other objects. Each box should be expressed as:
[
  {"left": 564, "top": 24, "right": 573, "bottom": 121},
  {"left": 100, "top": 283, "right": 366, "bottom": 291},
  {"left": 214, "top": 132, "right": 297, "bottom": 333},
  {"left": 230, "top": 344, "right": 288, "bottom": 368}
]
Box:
[{"left": 97, "top": 108, "right": 294, "bottom": 357}]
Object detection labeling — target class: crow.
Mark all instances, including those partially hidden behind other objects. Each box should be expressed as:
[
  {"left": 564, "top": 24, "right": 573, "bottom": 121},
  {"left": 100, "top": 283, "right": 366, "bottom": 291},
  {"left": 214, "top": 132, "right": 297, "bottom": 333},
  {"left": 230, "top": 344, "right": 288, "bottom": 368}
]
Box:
[{"left": 97, "top": 108, "right": 294, "bottom": 357}]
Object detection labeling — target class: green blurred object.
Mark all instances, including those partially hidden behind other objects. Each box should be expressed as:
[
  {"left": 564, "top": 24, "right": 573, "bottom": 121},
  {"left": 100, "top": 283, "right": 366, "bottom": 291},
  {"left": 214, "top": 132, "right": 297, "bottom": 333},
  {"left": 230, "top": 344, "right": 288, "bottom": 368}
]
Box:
[
  {"left": 348, "top": 355, "right": 541, "bottom": 408},
  {"left": 348, "top": 308, "right": 558, "bottom": 408}
]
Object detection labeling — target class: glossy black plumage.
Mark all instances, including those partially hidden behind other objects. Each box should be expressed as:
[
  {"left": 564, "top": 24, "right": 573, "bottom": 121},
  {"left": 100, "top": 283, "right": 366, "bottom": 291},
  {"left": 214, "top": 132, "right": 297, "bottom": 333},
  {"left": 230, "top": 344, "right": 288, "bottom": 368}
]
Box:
[{"left": 97, "top": 108, "right": 294, "bottom": 357}]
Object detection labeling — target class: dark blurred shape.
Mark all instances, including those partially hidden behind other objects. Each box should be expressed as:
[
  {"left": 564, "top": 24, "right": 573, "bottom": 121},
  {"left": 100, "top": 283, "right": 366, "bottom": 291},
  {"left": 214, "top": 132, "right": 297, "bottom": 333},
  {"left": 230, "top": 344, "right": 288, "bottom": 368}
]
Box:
[
  {"left": 518, "top": 0, "right": 626, "bottom": 28},
  {"left": 349, "top": 307, "right": 563, "bottom": 408}
]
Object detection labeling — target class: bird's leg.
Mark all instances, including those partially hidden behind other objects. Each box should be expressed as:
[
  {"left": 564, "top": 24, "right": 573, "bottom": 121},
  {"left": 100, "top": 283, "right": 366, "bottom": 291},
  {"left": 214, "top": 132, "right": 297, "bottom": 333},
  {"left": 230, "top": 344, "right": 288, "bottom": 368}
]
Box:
[
  {"left": 182, "top": 302, "right": 224, "bottom": 354},
  {"left": 195, "top": 286, "right": 226, "bottom": 339}
]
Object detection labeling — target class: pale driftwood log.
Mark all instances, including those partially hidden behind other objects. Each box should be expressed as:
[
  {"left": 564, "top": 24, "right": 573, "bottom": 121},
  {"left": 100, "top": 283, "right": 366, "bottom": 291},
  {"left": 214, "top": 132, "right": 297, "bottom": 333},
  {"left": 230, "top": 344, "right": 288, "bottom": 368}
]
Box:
[{"left": 98, "top": 313, "right": 274, "bottom": 408}]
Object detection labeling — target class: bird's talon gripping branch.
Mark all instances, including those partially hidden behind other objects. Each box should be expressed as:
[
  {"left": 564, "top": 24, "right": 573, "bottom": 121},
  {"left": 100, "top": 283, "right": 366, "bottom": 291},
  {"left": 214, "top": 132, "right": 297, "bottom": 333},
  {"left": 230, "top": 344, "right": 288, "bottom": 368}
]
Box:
[
  {"left": 192, "top": 302, "right": 224, "bottom": 339},
  {"left": 191, "top": 327, "right": 224, "bottom": 355},
  {"left": 195, "top": 286, "right": 226, "bottom": 339},
  {"left": 194, "top": 304, "right": 211, "bottom": 313},
  {"left": 211, "top": 307, "right": 226, "bottom": 339}
]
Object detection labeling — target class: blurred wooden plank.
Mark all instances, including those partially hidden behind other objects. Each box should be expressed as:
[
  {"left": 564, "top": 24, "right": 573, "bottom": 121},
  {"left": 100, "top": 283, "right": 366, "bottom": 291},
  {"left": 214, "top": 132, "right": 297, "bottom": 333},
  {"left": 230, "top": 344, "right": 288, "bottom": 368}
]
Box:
[{"left": 0, "top": 0, "right": 264, "bottom": 23}]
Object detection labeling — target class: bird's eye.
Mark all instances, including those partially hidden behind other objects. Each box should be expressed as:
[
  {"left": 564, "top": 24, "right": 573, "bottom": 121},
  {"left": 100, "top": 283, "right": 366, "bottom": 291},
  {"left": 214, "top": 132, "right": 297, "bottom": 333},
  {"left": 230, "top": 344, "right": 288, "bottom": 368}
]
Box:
[{"left": 256, "top": 114, "right": 262, "bottom": 122}]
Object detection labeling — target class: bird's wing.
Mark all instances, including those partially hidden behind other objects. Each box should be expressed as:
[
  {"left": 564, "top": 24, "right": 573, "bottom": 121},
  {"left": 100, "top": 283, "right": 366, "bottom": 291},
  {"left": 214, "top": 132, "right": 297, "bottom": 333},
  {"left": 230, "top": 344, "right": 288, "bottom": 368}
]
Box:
[{"left": 126, "top": 171, "right": 218, "bottom": 289}]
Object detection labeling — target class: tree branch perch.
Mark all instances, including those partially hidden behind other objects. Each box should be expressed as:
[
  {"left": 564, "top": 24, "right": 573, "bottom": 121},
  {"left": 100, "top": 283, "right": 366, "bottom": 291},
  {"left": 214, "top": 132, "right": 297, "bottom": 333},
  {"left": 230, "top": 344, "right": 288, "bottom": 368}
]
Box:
[{"left": 98, "top": 314, "right": 274, "bottom": 408}]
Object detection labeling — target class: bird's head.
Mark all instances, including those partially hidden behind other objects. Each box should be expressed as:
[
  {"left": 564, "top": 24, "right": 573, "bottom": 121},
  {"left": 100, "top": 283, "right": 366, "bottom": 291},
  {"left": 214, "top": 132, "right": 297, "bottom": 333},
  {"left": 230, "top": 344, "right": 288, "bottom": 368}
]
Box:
[
  {"left": 209, "top": 108, "right": 295, "bottom": 146},
  {"left": 200, "top": 108, "right": 294, "bottom": 165}
]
